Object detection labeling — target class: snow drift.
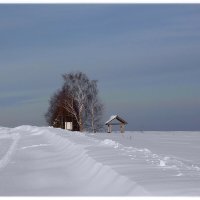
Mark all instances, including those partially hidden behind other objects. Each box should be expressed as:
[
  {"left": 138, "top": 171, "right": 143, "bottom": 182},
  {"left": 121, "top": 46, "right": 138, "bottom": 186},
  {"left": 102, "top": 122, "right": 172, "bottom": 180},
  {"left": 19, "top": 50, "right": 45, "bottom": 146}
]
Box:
[{"left": 0, "top": 125, "right": 200, "bottom": 196}]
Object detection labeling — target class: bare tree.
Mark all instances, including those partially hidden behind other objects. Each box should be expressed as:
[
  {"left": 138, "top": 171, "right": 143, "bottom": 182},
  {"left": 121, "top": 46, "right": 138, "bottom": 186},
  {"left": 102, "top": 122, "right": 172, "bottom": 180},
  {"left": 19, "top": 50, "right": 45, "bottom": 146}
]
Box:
[
  {"left": 60, "top": 85, "right": 80, "bottom": 129},
  {"left": 45, "top": 71, "right": 104, "bottom": 132},
  {"left": 62, "top": 72, "right": 92, "bottom": 132},
  {"left": 84, "top": 80, "right": 104, "bottom": 132}
]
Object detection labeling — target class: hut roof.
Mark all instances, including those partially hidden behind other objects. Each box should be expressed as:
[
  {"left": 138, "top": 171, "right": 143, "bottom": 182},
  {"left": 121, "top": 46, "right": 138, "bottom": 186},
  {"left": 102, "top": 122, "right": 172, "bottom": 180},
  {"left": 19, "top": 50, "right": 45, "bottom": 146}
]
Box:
[{"left": 105, "top": 115, "right": 128, "bottom": 125}]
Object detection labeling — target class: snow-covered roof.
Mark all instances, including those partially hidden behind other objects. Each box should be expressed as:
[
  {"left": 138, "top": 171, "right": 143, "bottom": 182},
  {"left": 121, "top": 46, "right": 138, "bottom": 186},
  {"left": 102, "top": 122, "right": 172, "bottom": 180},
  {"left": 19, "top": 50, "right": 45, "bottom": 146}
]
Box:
[
  {"left": 105, "top": 115, "right": 127, "bottom": 125},
  {"left": 105, "top": 115, "right": 117, "bottom": 124}
]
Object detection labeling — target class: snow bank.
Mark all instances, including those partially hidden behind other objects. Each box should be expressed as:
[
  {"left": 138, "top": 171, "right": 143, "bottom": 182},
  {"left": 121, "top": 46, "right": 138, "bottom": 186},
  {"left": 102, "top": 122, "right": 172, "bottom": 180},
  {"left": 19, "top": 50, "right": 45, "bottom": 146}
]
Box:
[
  {"left": 0, "top": 126, "right": 149, "bottom": 196},
  {"left": 0, "top": 126, "right": 200, "bottom": 196},
  {"left": 43, "top": 128, "right": 149, "bottom": 196}
]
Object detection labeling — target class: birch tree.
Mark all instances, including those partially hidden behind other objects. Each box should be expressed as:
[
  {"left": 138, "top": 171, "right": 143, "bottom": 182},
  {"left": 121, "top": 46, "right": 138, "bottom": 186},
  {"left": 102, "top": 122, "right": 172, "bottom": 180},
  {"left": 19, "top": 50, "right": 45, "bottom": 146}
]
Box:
[
  {"left": 62, "top": 72, "right": 91, "bottom": 132},
  {"left": 45, "top": 71, "right": 104, "bottom": 132},
  {"left": 84, "top": 80, "right": 104, "bottom": 132}
]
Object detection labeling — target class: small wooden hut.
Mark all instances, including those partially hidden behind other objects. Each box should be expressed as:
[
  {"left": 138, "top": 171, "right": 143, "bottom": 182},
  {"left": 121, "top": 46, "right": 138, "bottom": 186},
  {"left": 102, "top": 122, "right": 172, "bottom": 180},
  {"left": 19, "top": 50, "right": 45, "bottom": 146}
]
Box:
[{"left": 105, "top": 115, "right": 128, "bottom": 133}]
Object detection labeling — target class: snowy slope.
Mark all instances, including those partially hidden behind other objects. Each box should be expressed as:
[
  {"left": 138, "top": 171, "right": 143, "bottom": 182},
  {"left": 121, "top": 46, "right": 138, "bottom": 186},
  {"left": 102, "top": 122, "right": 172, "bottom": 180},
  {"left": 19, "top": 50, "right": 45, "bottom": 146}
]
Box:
[{"left": 0, "top": 126, "right": 200, "bottom": 196}]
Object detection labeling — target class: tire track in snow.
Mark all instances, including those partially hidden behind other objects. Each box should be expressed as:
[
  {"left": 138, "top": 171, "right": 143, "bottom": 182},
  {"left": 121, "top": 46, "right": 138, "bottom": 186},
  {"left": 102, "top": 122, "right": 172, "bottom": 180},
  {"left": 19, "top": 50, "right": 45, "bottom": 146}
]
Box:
[{"left": 0, "top": 133, "right": 20, "bottom": 170}]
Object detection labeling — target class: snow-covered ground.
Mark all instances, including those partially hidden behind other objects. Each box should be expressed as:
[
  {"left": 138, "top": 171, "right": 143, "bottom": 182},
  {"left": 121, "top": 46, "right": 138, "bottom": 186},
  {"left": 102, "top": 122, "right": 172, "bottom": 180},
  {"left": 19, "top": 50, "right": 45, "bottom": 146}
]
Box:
[{"left": 0, "top": 126, "right": 200, "bottom": 196}]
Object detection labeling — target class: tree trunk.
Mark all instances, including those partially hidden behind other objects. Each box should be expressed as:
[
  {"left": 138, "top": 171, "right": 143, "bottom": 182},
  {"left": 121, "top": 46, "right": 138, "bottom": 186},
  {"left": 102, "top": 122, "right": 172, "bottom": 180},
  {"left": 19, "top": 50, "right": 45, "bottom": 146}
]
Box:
[
  {"left": 91, "top": 107, "right": 95, "bottom": 133},
  {"left": 79, "top": 110, "right": 84, "bottom": 132}
]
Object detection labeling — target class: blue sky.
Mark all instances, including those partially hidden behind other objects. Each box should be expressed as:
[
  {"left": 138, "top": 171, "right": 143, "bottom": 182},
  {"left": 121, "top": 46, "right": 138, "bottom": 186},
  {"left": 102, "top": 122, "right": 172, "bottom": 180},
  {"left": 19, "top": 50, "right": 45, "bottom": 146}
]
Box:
[{"left": 0, "top": 4, "right": 200, "bottom": 130}]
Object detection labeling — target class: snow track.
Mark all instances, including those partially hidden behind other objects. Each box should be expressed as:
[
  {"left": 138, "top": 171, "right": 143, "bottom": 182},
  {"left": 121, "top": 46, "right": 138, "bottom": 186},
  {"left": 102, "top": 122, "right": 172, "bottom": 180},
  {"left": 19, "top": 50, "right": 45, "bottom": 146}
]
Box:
[
  {"left": 0, "top": 126, "right": 200, "bottom": 196},
  {"left": 0, "top": 133, "right": 20, "bottom": 170},
  {"left": 100, "top": 139, "right": 200, "bottom": 177}
]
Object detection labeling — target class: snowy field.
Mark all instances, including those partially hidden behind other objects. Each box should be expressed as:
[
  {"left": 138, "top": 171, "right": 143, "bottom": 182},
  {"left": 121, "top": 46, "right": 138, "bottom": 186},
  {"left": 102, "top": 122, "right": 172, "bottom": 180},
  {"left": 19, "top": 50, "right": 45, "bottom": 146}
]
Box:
[{"left": 0, "top": 125, "right": 200, "bottom": 196}]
